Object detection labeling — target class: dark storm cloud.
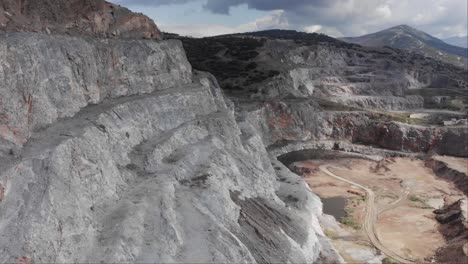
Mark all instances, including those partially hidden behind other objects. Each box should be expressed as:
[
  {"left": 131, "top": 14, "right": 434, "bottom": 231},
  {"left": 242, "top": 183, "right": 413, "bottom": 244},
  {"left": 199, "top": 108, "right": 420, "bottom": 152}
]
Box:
[
  {"left": 203, "top": 0, "right": 334, "bottom": 14},
  {"left": 114, "top": 0, "right": 334, "bottom": 13},
  {"left": 114, "top": 0, "right": 193, "bottom": 6}
]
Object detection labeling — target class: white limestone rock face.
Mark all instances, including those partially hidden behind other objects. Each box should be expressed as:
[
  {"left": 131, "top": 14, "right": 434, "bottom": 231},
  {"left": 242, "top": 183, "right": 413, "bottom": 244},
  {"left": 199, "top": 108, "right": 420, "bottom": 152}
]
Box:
[
  {"left": 256, "top": 40, "right": 430, "bottom": 102},
  {"left": 0, "top": 33, "right": 192, "bottom": 155},
  {"left": 0, "top": 33, "right": 335, "bottom": 263},
  {"left": 288, "top": 68, "right": 315, "bottom": 97}
]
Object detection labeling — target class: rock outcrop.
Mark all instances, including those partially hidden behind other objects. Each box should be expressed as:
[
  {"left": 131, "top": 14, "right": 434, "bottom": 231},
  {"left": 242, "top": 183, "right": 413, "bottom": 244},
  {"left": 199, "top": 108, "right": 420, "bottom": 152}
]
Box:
[
  {"left": 433, "top": 200, "right": 468, "bottom": 264},
  {"left": 0, "top": 32, "right": 188, "bottom": 156},
  {"left": 180, "top": 30, "right": 467, "bottom": 103},
  {"left": 1, "top": 3, "right": 467, "bottom": 263},
  {"left": 0, "top": 0, "right": 161, "bottom": 39},
  {"left": 425, "top": 157, "right": 468, "bottom": 195},
  {"left": 178, "top": 30, "right": 468, "bottom": 157},
  {"left": 354, "top": 121, "right": 468, "bottom": 156},
  {"left": 0, "top": 2, "right": 340, "bottom": 263},
  {"left": 238, "top": 99, "right": 468, "bottom": 157}
]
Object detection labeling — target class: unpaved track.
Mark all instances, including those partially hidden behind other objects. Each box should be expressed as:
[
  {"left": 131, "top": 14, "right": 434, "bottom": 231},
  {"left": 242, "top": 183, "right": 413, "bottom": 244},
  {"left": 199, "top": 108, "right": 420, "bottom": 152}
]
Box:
[
  {"left": 319, "top": 165, "right": 414, "bottom": 263},
  {"left": 378, "top": 190, "right": 409, "bottom": 214}
]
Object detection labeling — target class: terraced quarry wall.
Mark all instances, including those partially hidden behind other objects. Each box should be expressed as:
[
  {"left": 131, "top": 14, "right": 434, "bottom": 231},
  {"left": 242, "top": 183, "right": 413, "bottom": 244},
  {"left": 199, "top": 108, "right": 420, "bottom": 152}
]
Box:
[
  {"left": 1, "top": 9, "right": 467, "bottom": 263},
  {"left": 0, "top": 11, "right": 343, "bottom": 264},
  {"left": 179, "top": 31, "right": 468, "bottom": 157}
]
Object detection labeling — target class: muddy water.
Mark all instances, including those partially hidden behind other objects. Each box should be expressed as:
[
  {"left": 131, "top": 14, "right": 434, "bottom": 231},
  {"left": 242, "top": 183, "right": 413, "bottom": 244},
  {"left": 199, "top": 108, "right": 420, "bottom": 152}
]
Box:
[{"left": 322, "top": 196, "right": 346, "bottom": 220}]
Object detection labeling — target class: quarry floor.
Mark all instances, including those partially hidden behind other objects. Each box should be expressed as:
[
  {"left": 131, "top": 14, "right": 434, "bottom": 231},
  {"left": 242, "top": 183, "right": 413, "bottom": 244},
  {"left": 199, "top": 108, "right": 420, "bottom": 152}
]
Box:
[{"left": 296, "top": 157, "right": 467, "bottom": 263}]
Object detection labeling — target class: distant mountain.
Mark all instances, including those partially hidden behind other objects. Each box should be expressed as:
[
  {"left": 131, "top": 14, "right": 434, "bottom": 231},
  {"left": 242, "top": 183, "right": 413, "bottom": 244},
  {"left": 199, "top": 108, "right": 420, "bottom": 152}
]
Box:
[
  {"left": 443, "top": 36, "right": 468, "bottom": 48},
  {"left": 341, "top": 25, "right": 467, "bottom": 67}
]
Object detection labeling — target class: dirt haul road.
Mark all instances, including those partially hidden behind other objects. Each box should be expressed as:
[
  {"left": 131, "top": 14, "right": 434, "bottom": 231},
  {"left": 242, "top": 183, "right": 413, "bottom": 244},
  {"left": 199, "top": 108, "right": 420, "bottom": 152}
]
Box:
[{"left": 319, "top": 165, "right": 414, "bottom": 264}]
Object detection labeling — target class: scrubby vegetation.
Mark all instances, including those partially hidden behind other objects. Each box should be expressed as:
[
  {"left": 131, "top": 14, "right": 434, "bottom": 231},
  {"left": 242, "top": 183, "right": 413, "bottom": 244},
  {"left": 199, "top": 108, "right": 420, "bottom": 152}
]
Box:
[
  {"left": 370, "top": 111, "right": 427, "bottom": 125},
  {"left": 340, "top": 210, "right": 361, "bottom": 230},
  {"left": 240, "top": 29, "right": 357, "bottom": 49},
  {"left": 340, "top": 216, "right": 361, "bottom": 230},
  {"left": 382, "top": 257, "right": 399, "bottom": 264},
  {"left": 175, "top": 35, "right": 283, "bottom": 92},
  {"left": 407, "top": 88, "right": 468, "bottom": 111},
  {"left": 384, "top": 112, "right": 426, "bottom": 125},
  {"left": 318, "top": 99, "right": 361, "bottom": 111},
  {"left": 409, "top": 195, "right": 423, "bottom": 202},
  {"left": 324, "top": 230, "right": 338, "bottom": 239}
]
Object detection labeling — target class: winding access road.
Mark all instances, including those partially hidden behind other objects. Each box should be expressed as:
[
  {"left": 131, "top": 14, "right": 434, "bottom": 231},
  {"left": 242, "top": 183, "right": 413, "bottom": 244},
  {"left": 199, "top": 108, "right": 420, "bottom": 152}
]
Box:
[{"left": 319, "top": 165, "right": 414, "bottom": 264}]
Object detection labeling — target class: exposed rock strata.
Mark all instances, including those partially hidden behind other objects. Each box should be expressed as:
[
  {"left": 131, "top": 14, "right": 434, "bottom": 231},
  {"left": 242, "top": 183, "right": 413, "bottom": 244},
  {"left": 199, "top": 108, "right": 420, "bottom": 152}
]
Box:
[
  {"left": 425, "top": 157, "right": 468, "bottom": 195},
  {"left": 0, "top": 0, "right": 161, "bottom": 39},
  {"left": 179, "top": 30, "right": 467, "bottom": 105},
  {"left": 179, "top": 32, "right": 468, "bottom": 157},
  {"left": 355, "top": 122, "right": 468, "bottom": 157},
  {"left": 1, "top": 6, "right": 467, "bottom": 264},
  {"left": 0, "top": 31, "right": 339, "bottom": 263},
  {"left": 239, "top": 99, "right": 468, "bottom": 157},
  {"left": 433, "top": 200, "right": 468, "bottom": 264},
  {"left": 0, "top": 32, "right": 189, "bottom": 156},
  {"left": 426, "top": 156, "right": 468, "bottom": 263}
]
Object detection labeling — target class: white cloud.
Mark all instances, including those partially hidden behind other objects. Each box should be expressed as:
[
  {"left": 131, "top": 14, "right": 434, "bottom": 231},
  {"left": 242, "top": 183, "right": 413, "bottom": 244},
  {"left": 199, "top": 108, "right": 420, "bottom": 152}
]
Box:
[
  {"left": 303, "top": 25, "right": 322, "bottom": 33},
  {"left": 412, "top": 13, "right": 425, "bottom": 23},
  {"left": 160, "top": 9, "right": 289, "bottom": 37},
  {"left": 303, "top": 24, "right": 345, "bottom": 37},
  {"left": 318, "top": 26, "right": 344, "bottom": 37},
  {"left": 237, "top": 10, "right": 289, "bottom": 32},
  {"left": 279, "top": 0, "right": 467, "bottom": 38},
  {"left": 376, "top": 5, "right": 392, "bottom": 19}
]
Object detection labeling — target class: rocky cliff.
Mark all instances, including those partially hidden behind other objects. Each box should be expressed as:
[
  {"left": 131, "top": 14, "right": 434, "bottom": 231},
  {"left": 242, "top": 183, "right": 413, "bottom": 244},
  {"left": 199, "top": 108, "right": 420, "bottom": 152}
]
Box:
[
  {"left": 0, "top": 4, "right": 340, "bottom": 264},
  {"left": 2, "top": 2, "right": 467, "bottom": 263},
  {"left": 0, "top": 0, "right": 161, "bottom": 39},
  {"left": 433, "top": 200, "right": 468, "bottom": 263},
  {"left": 178, "top": 30, "right": 468, "bottom": 157},
  {"left": 0, "top": 33, "right": 187, "bottom": 156}
]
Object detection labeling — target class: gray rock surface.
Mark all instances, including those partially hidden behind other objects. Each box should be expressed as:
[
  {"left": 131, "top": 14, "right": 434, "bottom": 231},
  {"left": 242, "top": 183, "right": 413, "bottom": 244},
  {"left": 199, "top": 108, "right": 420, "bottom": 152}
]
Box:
[
  {"left": 341, "top": 25, "right": 468, "bottom": 68},
  {"left": 2, "top": 13, "right": 467, "bottom": 264},
  {"left": 0, "top": 32, "right": 338, "bottom": 263},
  {"left": 180, "top": 32, "right": 467, "bottom": 105},
  {"left": 179, "top": 32, "right": 468, "bottom": 157},
  {"left": 0, "top": 32, "right": 191, "bottom": 156},
  {"left": 0, "top": 0, "right": 162, "bottom": 39}
]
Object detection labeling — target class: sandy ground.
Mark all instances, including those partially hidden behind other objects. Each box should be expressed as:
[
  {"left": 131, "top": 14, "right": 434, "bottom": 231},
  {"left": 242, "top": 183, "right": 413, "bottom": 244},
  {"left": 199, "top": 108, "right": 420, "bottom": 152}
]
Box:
[
  {"left": 377, "top": 206, "right": 442, "bottom": 260},
  {"left": 297, "top": 157, "right": 467, "bottom": 262}
]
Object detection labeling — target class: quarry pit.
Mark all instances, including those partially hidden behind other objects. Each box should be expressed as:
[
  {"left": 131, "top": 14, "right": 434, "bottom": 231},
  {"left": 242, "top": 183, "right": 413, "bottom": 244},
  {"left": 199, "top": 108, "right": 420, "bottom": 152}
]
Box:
[{"left": 284, "top": 152, "right": 467, "bottom": 263}]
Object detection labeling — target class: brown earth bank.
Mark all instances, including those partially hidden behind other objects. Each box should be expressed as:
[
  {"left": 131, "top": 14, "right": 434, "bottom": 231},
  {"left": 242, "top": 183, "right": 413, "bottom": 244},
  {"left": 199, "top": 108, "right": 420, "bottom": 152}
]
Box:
[
  {"left": 354, "top": 121, "right": 468, "bottom": 157},
  {"left": 289, "top": 155, "right": 467, "bottom": 263},
  {"left": 428, "top": 156, "right": 468, "bottom": 264},
  {"left": 433, "top": 200, "right": 468, "bottom": 264},
  {"left": 425, "top": 156, "right": 468, "bottom": 195},
  {"left": 0, "top": 0, "right": 161, "bottom": 39}
]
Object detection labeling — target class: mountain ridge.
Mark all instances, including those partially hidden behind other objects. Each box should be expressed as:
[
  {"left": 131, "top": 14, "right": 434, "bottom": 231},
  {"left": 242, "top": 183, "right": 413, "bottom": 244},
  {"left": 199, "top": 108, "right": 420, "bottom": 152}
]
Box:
[
  {"left": 341, "top": 24, "right": 467, "bottom": 67},
  {"left": 443, "top": 35, "right": 468, "bottom": 48}
]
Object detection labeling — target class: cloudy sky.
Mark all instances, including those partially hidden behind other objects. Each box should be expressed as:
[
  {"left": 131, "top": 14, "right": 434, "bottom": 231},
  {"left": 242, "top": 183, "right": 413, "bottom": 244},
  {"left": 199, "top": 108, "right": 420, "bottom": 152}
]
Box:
[{"left": 114, "top": 0, "right": 467, "bottom": 39}]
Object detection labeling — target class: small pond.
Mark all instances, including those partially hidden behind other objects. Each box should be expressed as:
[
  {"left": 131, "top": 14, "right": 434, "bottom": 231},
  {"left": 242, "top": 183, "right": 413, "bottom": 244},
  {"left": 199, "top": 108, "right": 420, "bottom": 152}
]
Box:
[{"left": 322, "top": 196, "right": 346, "bottom": 220}]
